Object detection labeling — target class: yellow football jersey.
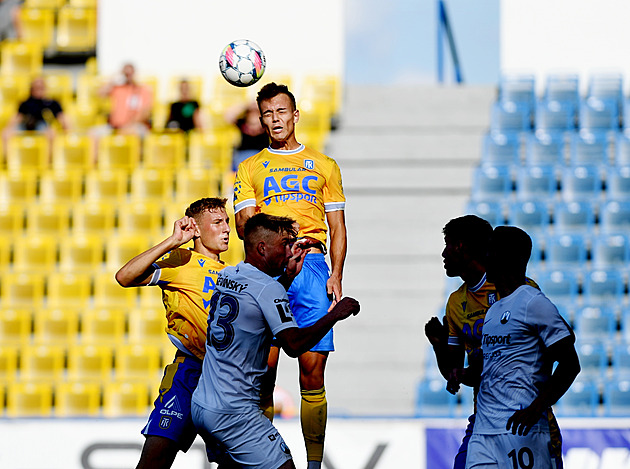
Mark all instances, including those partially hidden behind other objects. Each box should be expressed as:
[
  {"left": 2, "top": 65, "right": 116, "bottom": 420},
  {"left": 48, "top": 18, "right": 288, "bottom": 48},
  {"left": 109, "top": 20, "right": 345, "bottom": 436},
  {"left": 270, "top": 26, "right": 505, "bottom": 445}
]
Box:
[
  {"left": 149, "top": 248, "right": 226, "bottom": 360},
  {"left": 233, "top": 145, "right": 346, "bottom": 245}
]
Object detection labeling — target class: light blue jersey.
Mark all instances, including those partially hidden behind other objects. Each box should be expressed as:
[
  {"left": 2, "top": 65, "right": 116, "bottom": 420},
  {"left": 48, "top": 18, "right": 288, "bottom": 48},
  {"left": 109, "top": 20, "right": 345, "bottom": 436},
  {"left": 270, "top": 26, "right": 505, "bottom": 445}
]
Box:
[
  {"left": 475, "top": 285, "right": 573, "bottom": 434},
  {"left": 192, "top": 262, "right": 298, "bottom": 413}
]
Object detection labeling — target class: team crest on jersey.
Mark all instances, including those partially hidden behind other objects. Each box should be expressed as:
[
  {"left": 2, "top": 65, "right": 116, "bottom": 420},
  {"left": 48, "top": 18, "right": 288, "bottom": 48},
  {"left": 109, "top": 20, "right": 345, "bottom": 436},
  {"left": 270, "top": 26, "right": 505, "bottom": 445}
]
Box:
[
  {"left": 500, "top": 310, "right": 511, "bottom": 324},
  {"left": 488, "top": 293, "right": 497, "bottom": 305},
  {"left": 304, "top": 159, "right": 314, "bottom": 170}
]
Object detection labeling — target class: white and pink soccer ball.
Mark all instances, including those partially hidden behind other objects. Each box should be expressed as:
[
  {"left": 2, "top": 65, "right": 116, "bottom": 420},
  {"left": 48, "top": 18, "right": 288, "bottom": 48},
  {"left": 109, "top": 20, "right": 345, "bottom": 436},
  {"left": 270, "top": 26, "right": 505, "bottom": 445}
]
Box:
[{"left": 219, "top": 39, "right": 266, "bottom": 87}]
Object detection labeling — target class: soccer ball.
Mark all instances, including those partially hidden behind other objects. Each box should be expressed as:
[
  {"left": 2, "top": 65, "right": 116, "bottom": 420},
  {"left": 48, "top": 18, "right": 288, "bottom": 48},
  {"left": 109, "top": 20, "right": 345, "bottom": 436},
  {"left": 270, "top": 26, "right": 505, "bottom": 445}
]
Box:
[{"left": 219, "top": 39, "right": 266, "bottom": 87}]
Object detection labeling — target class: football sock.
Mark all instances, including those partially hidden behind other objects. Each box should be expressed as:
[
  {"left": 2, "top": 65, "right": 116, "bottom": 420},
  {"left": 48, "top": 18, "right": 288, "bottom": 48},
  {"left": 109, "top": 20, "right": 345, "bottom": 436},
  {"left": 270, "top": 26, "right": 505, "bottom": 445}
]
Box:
[{"left": 301, "top": 386, "right": 327, "bottom": 463}]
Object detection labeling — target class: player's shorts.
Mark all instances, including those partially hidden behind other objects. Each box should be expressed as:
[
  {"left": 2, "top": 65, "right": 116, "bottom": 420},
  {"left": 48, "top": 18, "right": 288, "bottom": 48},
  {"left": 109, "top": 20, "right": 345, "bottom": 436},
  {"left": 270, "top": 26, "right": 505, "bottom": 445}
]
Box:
[
  {"left": 465, "top": 431, "right": 560, "bottom": 469},
  {"left": 141, "top": 352, "right": 201, "bottom": 452},
  {"left": 547, "top": 408, "right": 564, "bottom": 469},
  {"left": 287, "top": 253, "right": 334, "bottom": 352},
  {"left": 191, "top": 404, "right": 293, "bottom": 469},
  {"left": 454, "top": 413, "right": 476, "bottom": 469}
]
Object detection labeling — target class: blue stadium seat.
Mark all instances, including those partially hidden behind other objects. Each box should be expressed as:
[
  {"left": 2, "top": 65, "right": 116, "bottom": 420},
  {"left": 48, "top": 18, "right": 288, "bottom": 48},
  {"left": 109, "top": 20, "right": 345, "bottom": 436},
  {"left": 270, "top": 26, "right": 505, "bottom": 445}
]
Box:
[
  {"left": 553, "top": 200, "right": 596, "bottom": 233},
  {"left": 581, "top": 269, "right": 625, "bottom": 305},
  {"left": 535, "top": 99, "right": 575, "bottom": 132},
  {"left": 588, "top": 73, "right": 624, "bottom": 113},
  {"left": 464, "top": 200, "right": 504, "bottom": 227},
  {"left": 507, "top": 200, "right": 550, "bottom": 235},
  {"left": 605, "top": 166, "right": 630, "bottom": 200},
  {"left": 470, "top": 165, "right": 513, "bottom": 201},
  {"left": 536, "top": 269, "right": 579, "bottom": 309},
  {"left": 524, "top": 130, "right": 566, "bottom": 167},
  {"left": 414, "top": 378, "right": 457, "bottom": 417},
  {"left": 574, "top": 305, "right": 618, "bottom": 341},
  {"left": 544, "top": 74, "right": 580, "bottom": 111},
  {"left": 515, "top": 165, "right": 557, "bottom": 201},
  {"left": 603, "top": 379, "right": 630, "bottom": 416},
  {"left": 568, "top": 130, "right": 610, "bottom": 166},
  {"left": 554, "top": 379, "right": 599, "bottom": 417},
  {"left": 614, "top": 130, "right": 630, "bottom": 165},
  {"left": 559, "top": 165, "right": 602, "bottom": 201},
  {"left": 543, "top": 233, "right": 588, "bottom": 270},
  {"left": 490, "top": 101, "right": 530, "bottom": 133},
  {"left": 591, "top": 233, "right": 630, "bottom": 269},
  {"left": 579, "top": 97, "right": 619, "bottom": 131},
  {"left": 498, "top": 74, "right": 536, "bottom": 115},
  {"left": 599, "top": 200, "right": 630, "bottom": 232},
  {"left": 575, "top": 339, "right": 608, "bottom": 381},
  {"left": 611, "top": 341, "right": 630, "bottom": 379},
  {"left": 481, "top": 131, "right": 520, "bottom": 166}
]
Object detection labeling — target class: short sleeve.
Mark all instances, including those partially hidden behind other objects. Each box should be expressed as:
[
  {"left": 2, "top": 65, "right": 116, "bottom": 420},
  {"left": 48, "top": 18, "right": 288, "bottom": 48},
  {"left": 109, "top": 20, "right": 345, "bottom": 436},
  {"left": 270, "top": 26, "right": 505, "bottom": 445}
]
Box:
[
  {"left": 233, "top": 161, "right": 257, "bottom": 213},
  {"left": 527, "top": 293, "right": 573, "bottom": 347},
  {"left": 445, "top": 293, "right": 461, "bottom": 347},
  {"left": 150, "top": 249, "right": 189, "bottom": 286},
  {"left": 259, "top": 282, "right": 298, "bottom": 335},
  {"left": 322, "top": 159, "right": 346, "bottom": 212}
]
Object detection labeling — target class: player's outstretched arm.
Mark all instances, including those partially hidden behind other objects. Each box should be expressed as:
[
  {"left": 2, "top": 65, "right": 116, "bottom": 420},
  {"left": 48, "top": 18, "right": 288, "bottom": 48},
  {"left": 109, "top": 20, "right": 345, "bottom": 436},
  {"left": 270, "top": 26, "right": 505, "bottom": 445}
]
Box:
[
  {"left": 326, "top": 210, "right": 347, "bottom": 307},
  {"left": 506, "top": 336, "right": 580, "bottom": 436},
  {"left": 276, "top": 297, "right": 360, "bottom": 358},
  {"left": 115, "top": 216, "right": 198, "bottom": 287}
]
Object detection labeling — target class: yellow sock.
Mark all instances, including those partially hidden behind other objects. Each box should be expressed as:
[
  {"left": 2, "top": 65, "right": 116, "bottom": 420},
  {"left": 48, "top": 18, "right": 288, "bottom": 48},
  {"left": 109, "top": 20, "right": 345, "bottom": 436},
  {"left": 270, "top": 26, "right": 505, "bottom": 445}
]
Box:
[{"left": 300, "top": 386, "right": 327, "bottom": 462}]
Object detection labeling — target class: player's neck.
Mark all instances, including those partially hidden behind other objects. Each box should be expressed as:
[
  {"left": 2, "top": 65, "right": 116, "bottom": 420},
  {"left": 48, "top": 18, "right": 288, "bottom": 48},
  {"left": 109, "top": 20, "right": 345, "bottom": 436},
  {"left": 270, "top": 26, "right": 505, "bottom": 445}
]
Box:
[
  {"left": 270, "top": 135, "right": 300, "bottom": 151},
  {"left": 193, "top": 243, "right": 220, "bottom": 262}
]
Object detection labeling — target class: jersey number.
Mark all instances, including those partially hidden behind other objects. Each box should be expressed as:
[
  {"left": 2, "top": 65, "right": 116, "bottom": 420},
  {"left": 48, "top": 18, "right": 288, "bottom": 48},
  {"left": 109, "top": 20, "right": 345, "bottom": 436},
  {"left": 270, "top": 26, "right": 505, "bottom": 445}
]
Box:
[
  {"left": 207, "top": 293, "right": 239, "bottom": 352},
  {"left": 508, "top": 447, "right": 534, "bottom": 469},
  {"left": 275, "top": 303, "right": 293, "bottom": 323}
]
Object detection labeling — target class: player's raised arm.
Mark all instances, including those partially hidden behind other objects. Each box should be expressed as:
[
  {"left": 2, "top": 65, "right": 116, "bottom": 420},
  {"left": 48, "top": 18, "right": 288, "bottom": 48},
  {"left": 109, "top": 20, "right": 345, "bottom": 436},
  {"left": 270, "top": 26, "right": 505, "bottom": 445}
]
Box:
[{"left": 115, "top": 216, "right": 198, "bottom": 287}]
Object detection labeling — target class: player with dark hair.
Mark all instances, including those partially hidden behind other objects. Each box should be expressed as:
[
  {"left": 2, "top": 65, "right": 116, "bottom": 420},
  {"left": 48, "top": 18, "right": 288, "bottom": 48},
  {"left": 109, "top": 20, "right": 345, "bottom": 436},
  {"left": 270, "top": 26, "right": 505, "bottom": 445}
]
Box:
[
  {"left": 425, "top": 215, "right": 563, "bottom": 469},
  {"left": 191, "top": 212, "right": 359, "bottom": 469},
  {"left": 463, "top": 226, "right": 580, "bottom": 469},
  {"left": 116, "top": 197, "right": 231, "bottom": 469},
  {"left": 233, "top": 82, "right": 347, "bottom": 469}
]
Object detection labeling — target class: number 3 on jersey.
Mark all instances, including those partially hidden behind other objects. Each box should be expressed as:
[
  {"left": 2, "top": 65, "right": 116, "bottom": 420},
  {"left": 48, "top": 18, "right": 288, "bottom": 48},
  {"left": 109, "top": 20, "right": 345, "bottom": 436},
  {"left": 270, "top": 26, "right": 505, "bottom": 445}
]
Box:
[{"left": 207, "top": 293, "right": 239, "bottom": 351}]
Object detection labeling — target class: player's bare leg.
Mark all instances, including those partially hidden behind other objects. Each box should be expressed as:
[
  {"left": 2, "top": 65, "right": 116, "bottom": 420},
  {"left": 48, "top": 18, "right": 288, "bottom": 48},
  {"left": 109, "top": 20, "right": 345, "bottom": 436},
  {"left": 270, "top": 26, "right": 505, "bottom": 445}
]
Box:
[
  {"left": 298, "top": 351, "right": 328, "bottom": 469},
  {"left": 136, "top": 435, "right": 178, "bottom": 469},
  {"left": 260, "top": 345, "right": 280, "bottom": 421},
  {"left": 278, "top": 460, "right": 297, "bottom": 469}
]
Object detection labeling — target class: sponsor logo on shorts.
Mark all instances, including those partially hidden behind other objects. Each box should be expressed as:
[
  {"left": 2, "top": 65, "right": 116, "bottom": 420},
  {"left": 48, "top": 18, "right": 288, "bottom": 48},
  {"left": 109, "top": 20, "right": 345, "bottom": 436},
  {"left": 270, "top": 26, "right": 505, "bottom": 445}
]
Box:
[
  {"left": 159, "top": 395, "right": 184, "bottom": 420},
  {"left": 268, "top": 431, "right": 281, "bottom": 442},
  {"left": 280, "top": 442, "right": 292, "bottom": 455},
  {"left": 159, "top": 416, "right": 172, "bottom": 429}
]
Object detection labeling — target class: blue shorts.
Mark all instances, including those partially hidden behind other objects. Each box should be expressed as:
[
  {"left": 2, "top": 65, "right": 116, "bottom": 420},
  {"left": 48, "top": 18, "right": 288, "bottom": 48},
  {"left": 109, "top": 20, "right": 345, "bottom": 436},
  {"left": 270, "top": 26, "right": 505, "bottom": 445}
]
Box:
[
  {"left": 142, "top": 353, "right": 202, "bottom": 452},
  {"left": 454, "top": 414, "right": 476, "bottom": 469},
  {"left": 287, "top": 253, "right": 333, "bottom": 352}
]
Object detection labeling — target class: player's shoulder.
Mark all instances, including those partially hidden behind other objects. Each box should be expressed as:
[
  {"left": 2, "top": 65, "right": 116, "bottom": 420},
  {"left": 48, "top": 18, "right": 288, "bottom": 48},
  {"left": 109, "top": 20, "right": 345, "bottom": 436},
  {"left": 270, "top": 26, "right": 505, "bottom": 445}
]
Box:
[
  {"left": 446, "top": 281, "right": 467, "bottom": 309},
  {"left": 159, "top": 247, "right": 191, "bottom": 265},
  {"left": 300, "top": 145, "right": 338, "bottom": 164}
]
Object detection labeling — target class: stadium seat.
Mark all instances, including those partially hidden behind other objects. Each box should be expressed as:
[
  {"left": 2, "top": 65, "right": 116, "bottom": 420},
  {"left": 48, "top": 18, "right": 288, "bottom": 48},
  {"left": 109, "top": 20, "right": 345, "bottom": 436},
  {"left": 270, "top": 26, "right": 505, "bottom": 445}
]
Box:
[
  {"left": 93, "top": 272, "right": 139, "bottom": 309},
  {"left": 615, "top": 129, "right": 630, "bottom": 165},
  {"left": 599, "top": 200, "right": 630, "bottom": 232},
  {"left": 24, "top": 0, "right": 65, "bottom": 8},
  {"left": 534, "top": 99, "right": 575, "bottom": 132},
  {"left": 605, "top": 166, "right": 630, "bottom": 200},
  {"left": 129, "top": 168, "right": 174, "bottom": 202},
  {"left": 117, "top": 201, "right": 164, "bottom": 236},
  {"left": 524, "top": 130, "right": 566, "bottom": 167},
  {"left": 114, "top": 344, "right": 163, "bottom": 381},
  {"left": 13, "top": 234, "right": 57, "bottom": 272},
  {"left": 52, "top": 134, "right": 94, "bottom": 172},
  {"left": 0, "top": 309, "right": 32, "bottom": 347},
  {"left": 80, "top": 307, "right": 127, "bottom": 345},
  {"left": 59, "top": 234, "right": 104, "bottom": 273},
  {"left": 46, "top": 273, "right": 92, "bottom": 308},
  {"left": 0, "top": 345, "right": 19, "bottom": 384},
  {"left": 559, "top": 165, "right": 602, "bottom": 201},
  {"left": 71, "top": 201, "right": 117, "bottom": 236},
  {"left": 84, "top": 169, "right": 129, "bottom": 203},
  {"left": 97, "top": 134, "right": 141, "bottom": 172},
  {"left": 76, "top": 72, "right": 110, "bottom": 112},
  {"left": 25, "top": 202, "right": 70, "bottom": 236},
  {"left": 543, "top": 233, "right": 588, "bottom": 270},
  {"left": 611, "top": 341, "right": 630, "bottom": 379},
  {"left": 142, "top": 132, "right": 187, "bottom": 170},
  {"left": 498, "top": 73, "right": 536, "bottom": 116},
  {"left": 102, "top": 381, "right": 151, "bottom": 417},
  {"left": 54, "top": 381, "right": 102, "bottom": 417},
  {"left": 464, "top": 200, "right": 504, "bottom": 227},
  {"left": 0, "top": 170, "right": 37, "bottom": 205},
  {"left": 603, "top": 379, "right": 630, "bottom": 416},
  {"left": 188, "top": 131, "right": 233, "bottom": 173},
  {"left": 128, "top": 308, "right": 168, "bottom": 346},
  {"left": 301, "top": 74, "right": 343, "bottom": 118},
  {"left": 582, "top": 269, "right": 625, "bottom": 306},
  {"left": 490, "top": 101, "right": 531, "bottom": 133},
  {"left": 0, "top": 74, "right": 30, "bottom": 110},
  {"left": 39, "top": 170, "right": 83, "bottom": 204},
  {"left": 18, "top": 8, "right": 55, "bottom": 50},
  {"left": 174, "top": 168, "right": 222, "bottom": 204},
  {"left": 535, "top": 270, "right": 580, "bottom": 309},
  {"left": 32, "top": 307, "right": 81, "bottom": 345},
  {"left": 6, "top": 133, "right": 49, "bottom": 172},
  {"left": 6, "top": 382, "right": 53, "bottom": 417},
  {"left": 544, "top": 74, "right": 580, "bottom": 111},
  {"left": 20, "top": 344, "right": 65, "bottom": 382},
  {"left": 568, "top": 130, "right": 610, "bottom": 166},
  {"left": 480, "top": 131, "right": 520, "bottom": 166},
  {"left": 579, "top": 97, "right": 618, "bottom": 131},
  {"left": 554, "top": 378, "right": 599, "bottom": 417},
  {"left": 55, "top": 6, "right": 97, "bottom": 52},
  {"left": 507, "top": 200, "right": 550, "bottom": 235},
  {"left": 1, "top": 272, "right": 45, "bottom": 308},
  {"left": 67, "top": 344, "right": 114, "bottom": 382},
  {"left": 515, "top": 165, "right": 557, "bottom": 201},
  {"left": 43, "top": 70, "right": 74, "bottom": 109},
  {"left": 575, "top": 339, "right": 608, "bottom": 381},
  {"left": 574, "top": 305, "right": 617, "bottom": 341},
  {"left": 470, "top": 165, "right": 512, "bottom": 201},
  {"left": 64, "top": 102, "right": 107, "bottom": 132},
  {"left": 414, "top": 378, "right": 457, "bottom": 417},
  {"left": 0, "top": 41, "right": 43, "bottom": 76},
  {"left": 552, "top": 200, "right": 596, "bottom": 233},
  {"left": 0, "top": 203, "right": 23, "bottom": 237},
  {"left": 105, "top": 234, "right": 151, "bottom": 272},
  {"left": 591, "top": 233, "right": 630, "bottom": 269},
  {"left": 588, "top": 73, "right": 624, "bottom": 112}
]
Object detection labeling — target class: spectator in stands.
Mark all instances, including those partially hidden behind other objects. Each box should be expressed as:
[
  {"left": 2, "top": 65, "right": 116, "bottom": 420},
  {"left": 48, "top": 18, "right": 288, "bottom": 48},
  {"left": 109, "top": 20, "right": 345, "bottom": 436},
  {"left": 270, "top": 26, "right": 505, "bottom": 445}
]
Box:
[
  {"left": 100, "top": 62, "right": 153, "bottom": 135},
  {"left": 2, "top": 76, "right": 69, "bottom": 152},
  {"left": 165, "top": 79, "right": 202, "bottom": 132},
  {"left": 225, "top": 101, "right": 269, "bottom": 171},
  {"left": 0, "top": 0, "right": 23, "bottom": 40}
]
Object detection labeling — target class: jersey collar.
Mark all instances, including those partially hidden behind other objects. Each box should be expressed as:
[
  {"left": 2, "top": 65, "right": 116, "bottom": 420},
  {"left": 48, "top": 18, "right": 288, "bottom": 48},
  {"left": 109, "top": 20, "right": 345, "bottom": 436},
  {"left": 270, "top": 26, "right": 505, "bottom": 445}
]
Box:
[
  {"left": 468, "top": 273, "right": 487, "bottom": 293},
  {"left": 267, "top": 143, "right": 304, "bottom": 155}
]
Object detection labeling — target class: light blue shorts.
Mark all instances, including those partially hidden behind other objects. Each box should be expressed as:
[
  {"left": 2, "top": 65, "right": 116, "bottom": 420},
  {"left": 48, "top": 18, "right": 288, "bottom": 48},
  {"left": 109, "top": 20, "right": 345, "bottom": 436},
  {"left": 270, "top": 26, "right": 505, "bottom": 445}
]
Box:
[
  {"left": 287, "top": 253, "right": 334, "bottom": 352},
  {"left": 466, "top": 431, "right": 558, "bottom": 469}
]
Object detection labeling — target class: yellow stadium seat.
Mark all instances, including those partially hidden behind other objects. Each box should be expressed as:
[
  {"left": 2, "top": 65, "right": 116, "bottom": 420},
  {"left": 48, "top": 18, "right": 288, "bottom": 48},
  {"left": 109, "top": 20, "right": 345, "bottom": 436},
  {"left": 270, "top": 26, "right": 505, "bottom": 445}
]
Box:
[
  {"left": 93, "top": 271, "right": 139, "bottom": 308},
  {"left": 80, "top": 307, "right": 127, "bottom": 345},
  {"left": 59, "top": 233, "right": 104, "bottom": 272},
  {"left": 0, "top": 345, "right": 19, "bottom": 385},
  {"left": 6, "top": 381, "right": 53, "bottom": 417},
  {"left": 210, "top": 75, "right": 250, "bottom": 114},
  {"left": 188, "top": 130, "right": 233, "bottom": 172},
  {"left": 114, "top": 344, "right": 162, "bottom": 381},
  {"left": 117, "top": 200, "right": 164, "bottom": 236},
  {"left": 24, "top": 0, "right": 65, "bottom": 8},
  {"left": 76, "top": 72, "right": 109, "bottom": 112},
  {"left": 142, "top": 132, "right": 187, "bottom": 170},
  {"left": 64, "top": 102, "right": 107, "bottom": 132},
  {"left": 55, "top": 381, "right": 102, "bottom": 417},
  {"left": 0, "top": 170, "right": 37, "bottom": 205},
  {"left": 55, "top": 7, "right": 97, "bottom": 52},
  {"left": 84, "top": 169, "right": 129, "bottom": 203},
  {"left": 128, "top": 308, "right": 167, "bottom": 346},
  {"left": 52, "top": 133, "right": 94, "bottom": 171},
  {"left": 71, "top": 201, "right": 116, "bottom": 236},
  {"left": 97, "top": 134, "right": 141, "bottom": 171},
  {"left": 20, "top": 344, "right": 65, "bottom": 382},
  {"left": 67, "top": 344, "right": 113, "bottom": 382},
  {"left": 43, "top": 70, "right": 74, "bottom": 108},
  {"left": 38, "top": 170, "right": 83, "bottom": 204},
  {"left": 32, "top": 307, "right": 81, "bottom": 344},
  {"left": 1, "top": 273, "right": 45, "bottom": 308},
  {"left": 130, "top": 168, "right": 174, "bottom": 202},
  {"left": 25, "top": 202, "right": 70, "bottom": 236},
  {"left": 0, "top": 204, "right": 23, "bottom": 238},
  {"left": 150, "top": 102, "right": 169, "bottom": 132},
  {"left": 0, "top": 309, "right": 32, "bottom": 347},
  {"left": 19, "top": 8, "right": 55, "bottom": 50},
  {"left": 105, "top": 234, "right": 151, "bottom": 272},
  {"left": 0, "top": 74, "right": 30, "bottom": 110},
  {"left": 102, "top": 381, "right": 150, "bottom": 417},
  {"left": 174, "top": 167, "right": 221, "bottom": 203},
  {"left": 0, "top": 235, "right": 10, "bottom": 270},
  {"left": 6, "top": 133, "right": 49, "bottom": 172},
  {"left": 13, "top": 234, "right": 57, "bottom": 272},
  {"left": 0, "top": 41, "right": 43, "bottom": 77},
  {"left": 45, "top": 273, "right": 92, "bottom": 308},
  {"left": 301, "top": 74, "right": 343, "bottom": 117},
  {"left": 67, "top": 0, "right": 97, "bottom": 7}
]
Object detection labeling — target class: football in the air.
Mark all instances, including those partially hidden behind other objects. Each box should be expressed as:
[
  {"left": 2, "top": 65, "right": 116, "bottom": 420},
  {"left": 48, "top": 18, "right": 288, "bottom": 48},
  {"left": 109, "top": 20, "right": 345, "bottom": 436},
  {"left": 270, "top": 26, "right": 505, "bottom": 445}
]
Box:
[{"left": 219, "top": 39, "right": 266, "bottom": 87}]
